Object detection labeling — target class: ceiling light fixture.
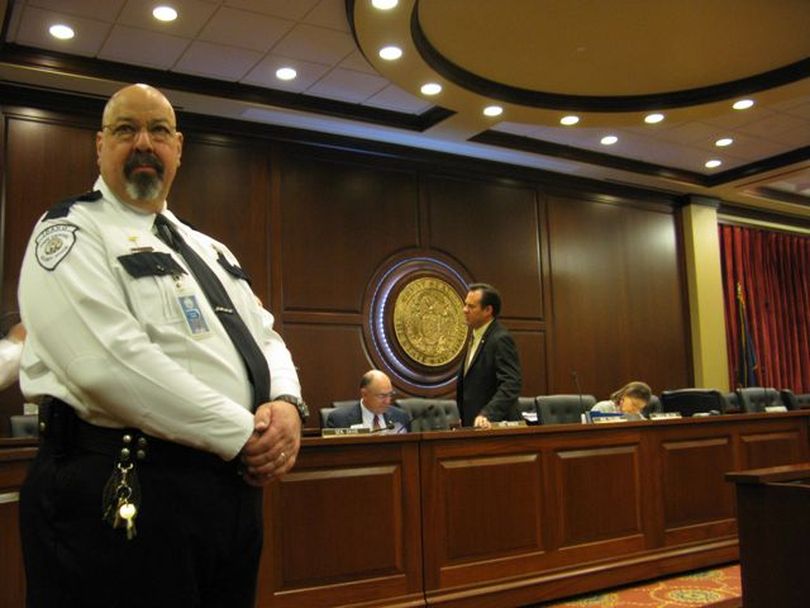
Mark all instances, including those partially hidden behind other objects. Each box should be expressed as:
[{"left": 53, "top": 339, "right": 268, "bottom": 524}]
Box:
[
  {"left": 372, "top": 0, "right": 399, "bottom": 9},
  {"left": 715, "top": 137, "right": 733, "bottom": 147},
  {"left": 705, "top": 159, "right": 722, "bottom": 169},
  {"left": 49, "top": 24, "right": 75, "bottom": 40},
  {"left": 379, "top": 46, "right": 402, "bottom": 60},
  {"left": 560, "top": 115, "right": 580, "bottom": 126},
  {"left": 276, "top": 67, "right": 297, "bottom": 81},
  {"left": 152, "top": 6, "right": 178, "bottom": 22},
  {"left": 420, "top": 83, "right": 442, "bottom": 96},
  {"left": 732, "top": 99, "right": 754, "bottom": 110},
  {"left": 483, "top": 105, "right": 503, "bottom": 117},
  {"left": 644, "top": 113, "right": 665, "bottom": 124},
  {"left": 600, "top": 135, "right": 618, "bottom": 145}
]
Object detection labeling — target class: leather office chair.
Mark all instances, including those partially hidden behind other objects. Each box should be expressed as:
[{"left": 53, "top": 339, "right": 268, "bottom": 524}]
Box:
[
  {"left": 331, "top": 400, "right": 357, "bottom": 409},
  {"left": 437, "top": 400, "right": 460, "bottom": 428},
  {"left": 659, "top": 389, "right": 725, "bottom": 416},
  {"left": 724, "top": 392, "right": 741, "bottom": 413},
  {"left": 536, "top": 394, "right": 595, "bottom": 425},
  {"left": 737, "top": 387, "right": 783, "bottom": 413},
  {"left": 791, "top": 392, "right": 810, "bottom": 410},
  {"left": 779, "top": 389, "right": 798, "bottom": 411},
  {"left": 517, "top": 397, "right": 539, "bottom": 424},
  {"left": 642, "top": 395, "right": 662, "bottom": 416},
  {"left": 319, "top": 407, "right": 336, "bottom": 428},
  {"left": 396, "top": 398, "right": 449, "bottom": 432}
]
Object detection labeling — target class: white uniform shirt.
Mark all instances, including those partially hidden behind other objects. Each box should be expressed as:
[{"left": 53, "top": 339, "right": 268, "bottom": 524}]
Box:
[
  {"left": 0, "top": 337, "right": 23, "bottom": 390},
  {"left": 18, "top": 177, "right": 301, "bottom": 460}
]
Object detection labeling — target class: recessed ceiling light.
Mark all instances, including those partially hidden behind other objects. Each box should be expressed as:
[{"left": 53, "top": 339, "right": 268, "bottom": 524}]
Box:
[
  {"left": 733, "top": 99, "right": 754, "bottom": 110},
  {"left": 715, "top": 137, "right": 733, "bottom": 147},
  {"left": 483, "top": 105, "right": 503, "bottom": 117},
  {"left": 152, "top": 6, "right": 178, "bottom": 22},
  {"left": 420, "top": 83, "right": 442, "bottom": 96},
  {"left": 644, "top": 113, "right": 665, "bottom": 124},
  {"left": 49, "top": 24, "right": 74, "bottom": 40},
  {"left": 705, "top": 159, "right": 722, "bottom": 169},
  {"left": 372, "top": 0, "right": 399, "bottom": 9},
  {"left": 560, "top": 115, "right": 580, "bottom": 126},
  {"left": 600, "top": 135, "right": 618, "bottom": 145},
  {"left": 379, "top": 46, "right": 402, "bottom": 61},
  {"left": 276, "top": 67, "right": 297, "bottom": 81}
]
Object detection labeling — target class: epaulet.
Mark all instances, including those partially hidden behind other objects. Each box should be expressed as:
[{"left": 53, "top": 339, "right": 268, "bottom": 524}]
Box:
[{"left": 43, "top": 190, "right": 103, "bottom": 220}]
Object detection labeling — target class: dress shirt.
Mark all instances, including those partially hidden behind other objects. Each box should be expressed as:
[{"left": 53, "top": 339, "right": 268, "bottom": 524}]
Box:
[
  {"left": 18, "top": 176, "right": 300, "bottom": 460},
  {"left": 465, "top": 318, "right": 493, "bottom": 374},
  {"left": 359, "top": 400, "right": 380, "bottom": 430},
  {"left": 0, "top": 337, "right": 23, "bottom": 390}
]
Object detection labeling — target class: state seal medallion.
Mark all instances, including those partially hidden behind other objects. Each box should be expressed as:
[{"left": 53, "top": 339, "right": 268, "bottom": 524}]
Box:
[{"left": 393, "top": 277, "right": 467, "bottom": 367}]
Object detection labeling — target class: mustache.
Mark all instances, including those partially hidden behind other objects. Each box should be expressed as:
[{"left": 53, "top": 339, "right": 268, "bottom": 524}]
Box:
[{"left": 124, "top": 152, "right": 165, "bottom": 179}]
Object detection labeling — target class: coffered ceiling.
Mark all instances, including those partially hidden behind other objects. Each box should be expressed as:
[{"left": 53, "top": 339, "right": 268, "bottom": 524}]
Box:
[{"left": 1, "top": 0, "right": 809, "bottom": 221}]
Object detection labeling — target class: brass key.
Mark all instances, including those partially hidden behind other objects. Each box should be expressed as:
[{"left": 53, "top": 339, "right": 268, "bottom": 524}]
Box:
[{"left": 118, "top": 501, "right": 137, "bottom": 540}]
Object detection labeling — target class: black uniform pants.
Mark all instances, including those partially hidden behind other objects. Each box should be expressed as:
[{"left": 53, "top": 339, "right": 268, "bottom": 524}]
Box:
[{"left": 20, "top": 436, "right": 263, "bottom": 608}]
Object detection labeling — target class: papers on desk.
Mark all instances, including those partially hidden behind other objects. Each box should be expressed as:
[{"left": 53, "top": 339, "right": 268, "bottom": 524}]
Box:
[{"left": 520, "top": 410, "right": 538, "bottom": 424}]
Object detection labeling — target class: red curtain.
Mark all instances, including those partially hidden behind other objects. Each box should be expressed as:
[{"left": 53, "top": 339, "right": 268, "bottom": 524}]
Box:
[{"left": 719, "top": 224, "right": 810, "bottom": 393}]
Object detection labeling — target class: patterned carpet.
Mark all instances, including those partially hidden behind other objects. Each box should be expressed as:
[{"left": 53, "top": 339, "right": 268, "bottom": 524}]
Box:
[{"left": 537, "top": 564, "right": 741, "bottom": 607}]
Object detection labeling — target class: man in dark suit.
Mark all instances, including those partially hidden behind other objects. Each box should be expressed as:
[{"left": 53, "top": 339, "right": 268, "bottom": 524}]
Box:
[
  {"left": 457, "top": 283, "right": 522, "bottom": 428},
  {"left": 327, "top": 370, "right": 411, "bottom": 433}
]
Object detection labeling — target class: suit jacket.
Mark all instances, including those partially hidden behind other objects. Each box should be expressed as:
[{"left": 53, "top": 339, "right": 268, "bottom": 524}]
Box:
[
  {"left": 326, "top": 401, "right": 411, "bottom": 432},
  {"left": 456, "top": 319, "right": 522, "bottom": 426}
]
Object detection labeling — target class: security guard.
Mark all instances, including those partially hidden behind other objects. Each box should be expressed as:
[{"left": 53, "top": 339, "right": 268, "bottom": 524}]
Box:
[{"left": 18, "top": 84, "right": 307, "bottom": 608}]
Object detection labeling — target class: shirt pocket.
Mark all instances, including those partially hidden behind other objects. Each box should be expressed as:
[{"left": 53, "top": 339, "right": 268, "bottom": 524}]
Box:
[{"left": 117, "top": 251, "right": 188, "bottom": 323}]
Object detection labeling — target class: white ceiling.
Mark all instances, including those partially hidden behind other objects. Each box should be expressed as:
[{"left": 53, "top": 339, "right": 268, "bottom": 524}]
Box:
[{"left": 1, "top": 0, "right": 809, "bottom": 221}]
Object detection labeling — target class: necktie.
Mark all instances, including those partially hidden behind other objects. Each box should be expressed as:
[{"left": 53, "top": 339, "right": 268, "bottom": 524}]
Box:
[
  {"left": 373, "top": 414, "right": 381, "bottom": 430},
  {"left": 154, "top": 214, "right": 270, "bottom": 410},
  {"left": 464, "top": 333, "right": 477, "bottom": 374}
]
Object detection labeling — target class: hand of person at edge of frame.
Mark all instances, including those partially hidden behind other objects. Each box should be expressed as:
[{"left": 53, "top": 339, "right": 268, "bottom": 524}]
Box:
[{"left": 240, "top": 400, "right": 302, "bottom": 486}]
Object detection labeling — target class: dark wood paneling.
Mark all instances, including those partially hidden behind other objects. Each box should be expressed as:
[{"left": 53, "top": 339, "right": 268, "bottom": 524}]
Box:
[
  {"left": 170, "top": 136, "right": 271, "bottom": 301},
  {"left": 2, "top": 117, "right": 98, "bottom": 312},
  {"left": 547, "top": 195, "right": 689, "bottom": 397},
  {"left": 738, "top": 430, "right": 804, "bottom": 470},
  {"left": 511, "top": 329, "right": 548, "bottom": 397},
  {"left": 279, "top": 154, "right": 419, "bottom": 313},
  {"left": 659, "top": 436, "right": 736, "bottom": 543},
  {"left": 282, "top": 323, "right": 372, "bottom": 420},
  {"left": 553, "top": 444, "right": 642, "bottom": 547},
  {"left": 3, "top": 413, "right": 809, "bottom": 608},
  {"left": 0, "top": 445, "right": 37, "bottom": 608},
  {"left": 427, "top": 175, "right": 544, "bottom": 321},
  {"left": 258, "top": 437, "right": 424, "bottom": 608}
]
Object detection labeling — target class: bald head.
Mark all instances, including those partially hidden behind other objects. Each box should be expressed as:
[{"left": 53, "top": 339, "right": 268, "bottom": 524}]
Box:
[
  {"left": 96, "top": 84, "right": 183, "bottom": 213},
  {"left": 360, "top": 370, "right": 394, "bottom": 415}
]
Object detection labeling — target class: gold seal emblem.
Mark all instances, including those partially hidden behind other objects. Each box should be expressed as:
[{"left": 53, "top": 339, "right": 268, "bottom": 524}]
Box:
[{"left": 393, "top": 277, "right": 467, "bottom": 367}]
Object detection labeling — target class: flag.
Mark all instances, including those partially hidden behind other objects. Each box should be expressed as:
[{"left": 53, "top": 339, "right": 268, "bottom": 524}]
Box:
[{"left": 735, "top": 282, "right": 758, "bottom": 388}]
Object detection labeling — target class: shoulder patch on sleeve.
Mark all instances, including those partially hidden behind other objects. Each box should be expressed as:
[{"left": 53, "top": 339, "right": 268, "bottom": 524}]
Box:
[
  {"left": 35, "top": 224, "right": 79, "bottom": 270},
  {"left": 44, "top": 190, "right": 102, "bottom": 220}
]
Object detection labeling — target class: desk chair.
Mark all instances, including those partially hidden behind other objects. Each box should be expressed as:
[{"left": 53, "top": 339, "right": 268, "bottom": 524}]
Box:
[
  {"left": 319, "top": 407, "right": 336, "bottom": 428},
  {"left": 536, "top": 394, "right": 595, "bottom": 425},
  {"left": 660, "top": 389, "right": 725, "bottom": 416},
  {"left": 737, "top": 387, "right": 782, "bottom": 413},
  {"left": 396, "top": 398, "right": 451, "bottom": 431}
]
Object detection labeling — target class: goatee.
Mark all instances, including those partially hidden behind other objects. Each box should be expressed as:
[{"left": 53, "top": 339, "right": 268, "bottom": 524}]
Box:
[{"left": 124, "top": 152, "right": 165, "bottom": 200}]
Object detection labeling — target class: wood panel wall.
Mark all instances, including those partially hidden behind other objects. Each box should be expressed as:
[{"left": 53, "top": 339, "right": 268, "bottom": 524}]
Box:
[{"left": 0, "top": 90, "right": 692, "bottom": 433}]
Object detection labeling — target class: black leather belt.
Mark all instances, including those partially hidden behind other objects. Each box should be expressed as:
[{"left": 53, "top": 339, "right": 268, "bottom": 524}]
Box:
[{"left": 39, "top": 397, "right": 234, "bottom": 472}]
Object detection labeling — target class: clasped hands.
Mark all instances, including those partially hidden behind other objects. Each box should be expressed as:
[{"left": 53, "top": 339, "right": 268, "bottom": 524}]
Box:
[{"left": 239, "top": 400, "right": 301, "bottom": 487}]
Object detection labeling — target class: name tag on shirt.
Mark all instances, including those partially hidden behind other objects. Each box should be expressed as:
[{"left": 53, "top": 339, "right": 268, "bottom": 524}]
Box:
[{"left": 177, "top": 294, "right": 210, "bottom": 336}]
